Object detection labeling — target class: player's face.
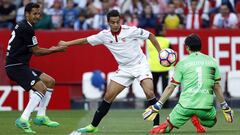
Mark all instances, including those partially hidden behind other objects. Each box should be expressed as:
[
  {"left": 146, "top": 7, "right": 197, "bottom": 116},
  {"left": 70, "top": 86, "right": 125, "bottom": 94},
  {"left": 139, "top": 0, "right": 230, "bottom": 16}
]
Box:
[
  {"left": 108, "top": 16, "right": 121, "bottom": 32},
  {"left": 26, "top": 8, "right": 41, "bottom": 25}
]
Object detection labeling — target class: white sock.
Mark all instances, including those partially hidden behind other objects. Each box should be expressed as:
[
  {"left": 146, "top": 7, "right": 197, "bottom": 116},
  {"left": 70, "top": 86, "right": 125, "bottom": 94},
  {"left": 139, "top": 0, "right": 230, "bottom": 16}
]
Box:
[
  {"left": 21, "top": 91, "right": 44, "bottom": 121},
  {"left": 37, "top": 89, "right": 53, "bottom": 116}
]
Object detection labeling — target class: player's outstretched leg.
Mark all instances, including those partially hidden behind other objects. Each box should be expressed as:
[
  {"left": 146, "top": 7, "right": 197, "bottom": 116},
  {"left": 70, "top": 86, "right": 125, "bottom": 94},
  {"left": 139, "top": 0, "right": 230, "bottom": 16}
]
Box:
[
  {"left": 77, "top": 100, "right": 112, "bottom": 133},
  {"left": 191, "top": 115, "right": 206, "bottom": 133},
  {"left": 15, "top": 118, "right": 36, "bottom": 134},
  {"left": 33, "top": 116, "right": 59, "bottom": 127}
]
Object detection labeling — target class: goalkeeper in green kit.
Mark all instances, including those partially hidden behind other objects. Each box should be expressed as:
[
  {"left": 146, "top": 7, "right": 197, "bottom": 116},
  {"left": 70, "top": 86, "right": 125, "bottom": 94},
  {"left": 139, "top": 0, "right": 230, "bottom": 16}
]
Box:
[{"left": 143, "top": 34, "right": 234, "bottom": 134}]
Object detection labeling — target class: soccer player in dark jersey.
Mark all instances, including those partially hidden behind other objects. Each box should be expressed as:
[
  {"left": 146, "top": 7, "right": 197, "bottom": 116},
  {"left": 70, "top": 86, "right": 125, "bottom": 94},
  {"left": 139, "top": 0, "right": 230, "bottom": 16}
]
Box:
[{"left": 5, "top": 2, "right": 66, "bottom": 134}]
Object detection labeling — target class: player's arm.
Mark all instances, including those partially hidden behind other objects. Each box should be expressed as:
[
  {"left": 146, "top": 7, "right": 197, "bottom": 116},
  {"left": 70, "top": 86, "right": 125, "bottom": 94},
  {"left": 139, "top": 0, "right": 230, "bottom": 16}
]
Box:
[
  {"left": 148, "top": 33, "right": 161, "bottom": 52},
  {"left": 213, "top": 83, "right": 233, "bottom": 123},
  {"left": 144, "top": 62, "right": 182, "bottom": 121},
  {"left": 143, "top": 83, "right": 176, "bottom": 121},
  {"left": 31, "top": 45, "right": 66, "bottom": 56},
  {"left": 213, "top": 83, "right": 225, "bottom": 103},
  {"left": 58, "top": 38, "right": 88, "bottom": 47},
  {"left": 158, "top": 83, "right": 176, "bottom": 103}
]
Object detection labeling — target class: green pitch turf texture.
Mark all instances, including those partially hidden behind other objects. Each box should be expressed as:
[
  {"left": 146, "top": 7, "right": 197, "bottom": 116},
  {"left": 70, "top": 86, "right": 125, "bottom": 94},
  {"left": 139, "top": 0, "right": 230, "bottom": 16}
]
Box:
[{"left": 0, "top": 109, "right": 239, "bottom": 135}]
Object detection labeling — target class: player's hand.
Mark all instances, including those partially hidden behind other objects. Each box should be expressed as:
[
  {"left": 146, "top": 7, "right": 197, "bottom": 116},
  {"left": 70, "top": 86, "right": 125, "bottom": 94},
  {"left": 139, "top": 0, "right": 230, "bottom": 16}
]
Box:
[
  {"left": 222, "top": 107, "right": 233, "bottom": 123},
  {"left": 58, "top": 40, "right": 68, "bottom": 46},
  {"left": 143, "top": 105, "right": 160, "bottom": 121},
  {"left": 49, "top": 45, "right": 67, "bottom": 52}
]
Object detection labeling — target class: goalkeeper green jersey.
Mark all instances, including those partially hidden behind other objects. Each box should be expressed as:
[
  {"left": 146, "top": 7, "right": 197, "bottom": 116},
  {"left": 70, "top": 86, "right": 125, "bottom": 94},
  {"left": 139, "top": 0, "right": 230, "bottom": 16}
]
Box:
[{"left": 171, "top": 52, "right": 221, "bottom": 109}]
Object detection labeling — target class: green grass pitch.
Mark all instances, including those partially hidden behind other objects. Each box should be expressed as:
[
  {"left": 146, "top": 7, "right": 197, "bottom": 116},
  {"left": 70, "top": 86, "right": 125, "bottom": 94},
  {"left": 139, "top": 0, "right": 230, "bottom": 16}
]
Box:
[{"left": 0, "top": 109, "right": 239, "bottom": 135}]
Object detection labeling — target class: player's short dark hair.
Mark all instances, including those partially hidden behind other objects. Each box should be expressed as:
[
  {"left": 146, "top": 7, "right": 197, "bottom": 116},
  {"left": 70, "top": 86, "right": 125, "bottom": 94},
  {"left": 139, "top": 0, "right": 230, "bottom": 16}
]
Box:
[
  {"left": 184, "top": 33, "right": 202, "bottom": 51},
  {"left": 24, "top": 2, "right": 40, "bottom": 15},
  {"left": 107, "top": 10, "right": 120, "bottom": 22}
]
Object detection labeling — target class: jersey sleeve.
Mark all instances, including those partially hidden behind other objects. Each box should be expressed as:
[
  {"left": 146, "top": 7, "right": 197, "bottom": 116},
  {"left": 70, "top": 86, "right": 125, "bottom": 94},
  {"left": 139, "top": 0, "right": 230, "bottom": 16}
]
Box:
[
  {"left": 131, "top": 27, "right": 150, "bottom": 40},
  {"left": 87, "top": 31, "right": 104, "bottom": 46},
  {"left": 171, "top": 63, "right": 182, "bottom": 85},
  {"left": 214, "top": 64, "right": 221, "bottom": 83}
]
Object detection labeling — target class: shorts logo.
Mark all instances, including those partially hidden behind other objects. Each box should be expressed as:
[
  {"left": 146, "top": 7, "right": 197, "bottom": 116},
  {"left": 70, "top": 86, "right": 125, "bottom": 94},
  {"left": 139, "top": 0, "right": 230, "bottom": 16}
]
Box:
[
  {"left": 30, "top": 80, "right": 36, "bottom": 86},
  {"left": 32, "top": 71, "right": 37, "bottom": 76}
]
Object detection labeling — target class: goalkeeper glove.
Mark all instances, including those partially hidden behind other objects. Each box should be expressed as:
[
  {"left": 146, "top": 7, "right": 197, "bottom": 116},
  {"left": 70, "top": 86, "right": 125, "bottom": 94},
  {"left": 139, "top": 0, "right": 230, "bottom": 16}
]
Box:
[
  {"left": 143, "top": 101, "right": 163, "bottom": 121},
  {"left": 221, "top": 101, "right": 233, "bottom": 123}
]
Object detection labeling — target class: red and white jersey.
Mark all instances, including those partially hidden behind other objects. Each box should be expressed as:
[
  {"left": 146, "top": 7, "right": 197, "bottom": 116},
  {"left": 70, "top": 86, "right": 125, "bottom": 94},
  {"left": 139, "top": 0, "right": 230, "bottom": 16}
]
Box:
[
  {"left": 87, "top": 25, "right": 150, "bottom": 67},
  {"left": 213, "top": 13, "right": 238, "bottom": 28}
]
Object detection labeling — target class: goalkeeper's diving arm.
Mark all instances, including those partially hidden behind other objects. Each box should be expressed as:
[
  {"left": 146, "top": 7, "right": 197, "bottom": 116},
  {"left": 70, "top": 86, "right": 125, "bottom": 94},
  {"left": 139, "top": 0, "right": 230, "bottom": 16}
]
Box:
[
  {"left": 143, "top": 83, "right": 176, "bottom": 121},
  {"left": 214, "top": 82, "right": 233, "bottom": 123},
  {"left": 158, "top": 83, "right": 176, "bottom": 105},
  {"left": 213, "top": 83, "right": 226, "bottom": 103}
]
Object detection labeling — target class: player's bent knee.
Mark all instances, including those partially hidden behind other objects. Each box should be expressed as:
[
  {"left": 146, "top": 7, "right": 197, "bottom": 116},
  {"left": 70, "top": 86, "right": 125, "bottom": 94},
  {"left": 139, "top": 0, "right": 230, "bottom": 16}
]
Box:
[
  {"left": 103, "top": 94, "right": 114, "bottom": 102},
  {"left": 103, "top": 92, "right": 116, "bottom": 102},
  {"left": 49, "top": 78, "right": 55, "bottom": 88},
  {"left": 33, "top": 81, "right": 48, "bottom": 94},
  {"left": 201, "top": 118, "right": 217, "bottom": 128},
  {"left": 40, "top": 73, "right": 56, "bottom": 88},
  {"left": 45, "top": 77, "right": 55, "bottom": 88},
  {"left": 202, "top": 122, "right": 215, "bottom": 128}
]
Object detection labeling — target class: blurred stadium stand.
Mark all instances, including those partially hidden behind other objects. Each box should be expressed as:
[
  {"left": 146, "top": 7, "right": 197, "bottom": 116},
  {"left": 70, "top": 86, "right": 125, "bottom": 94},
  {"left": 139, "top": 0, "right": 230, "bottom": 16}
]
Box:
[{"left": 227, "top": 70, "right": 240, "bottom": 97}]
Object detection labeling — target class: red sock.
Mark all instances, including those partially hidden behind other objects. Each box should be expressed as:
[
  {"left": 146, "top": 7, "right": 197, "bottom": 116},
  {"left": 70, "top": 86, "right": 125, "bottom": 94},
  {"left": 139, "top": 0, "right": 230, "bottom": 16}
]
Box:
[{"left": 191, "top": 115, "right": 206, "bottom": 133}]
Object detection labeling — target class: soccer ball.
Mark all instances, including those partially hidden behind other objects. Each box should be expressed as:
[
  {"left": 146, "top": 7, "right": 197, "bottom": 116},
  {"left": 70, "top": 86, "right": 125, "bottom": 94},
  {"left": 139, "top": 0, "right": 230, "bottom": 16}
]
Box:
[{"left": 159, "top": 48, "right": 177, "bottom": 67}]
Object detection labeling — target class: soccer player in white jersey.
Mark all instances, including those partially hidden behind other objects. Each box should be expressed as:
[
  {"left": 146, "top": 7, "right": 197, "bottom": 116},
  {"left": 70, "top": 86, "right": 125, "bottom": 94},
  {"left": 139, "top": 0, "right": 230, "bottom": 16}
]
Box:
[{"left": 58, "top": 10, "right": 162, "bottom": 133}]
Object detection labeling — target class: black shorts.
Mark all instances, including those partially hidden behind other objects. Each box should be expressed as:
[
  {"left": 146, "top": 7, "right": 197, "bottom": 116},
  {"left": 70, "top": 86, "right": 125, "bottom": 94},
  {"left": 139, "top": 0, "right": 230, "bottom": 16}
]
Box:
[{"left": 5, "top": 65, "right": 43, "bottom": 91}]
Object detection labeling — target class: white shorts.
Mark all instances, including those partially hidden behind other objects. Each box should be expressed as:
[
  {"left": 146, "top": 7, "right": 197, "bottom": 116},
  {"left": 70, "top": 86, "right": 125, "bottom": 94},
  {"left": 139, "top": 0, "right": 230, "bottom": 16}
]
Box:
[{"left": 111, "top": 60, "right": 152, "bottom": 87}]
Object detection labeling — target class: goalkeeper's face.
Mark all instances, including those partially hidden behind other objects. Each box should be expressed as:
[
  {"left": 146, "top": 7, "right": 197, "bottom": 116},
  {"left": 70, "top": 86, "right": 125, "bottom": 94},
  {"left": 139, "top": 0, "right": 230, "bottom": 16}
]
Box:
[{"left": 108, "top": 16, "right": 121, "bottom": 32}]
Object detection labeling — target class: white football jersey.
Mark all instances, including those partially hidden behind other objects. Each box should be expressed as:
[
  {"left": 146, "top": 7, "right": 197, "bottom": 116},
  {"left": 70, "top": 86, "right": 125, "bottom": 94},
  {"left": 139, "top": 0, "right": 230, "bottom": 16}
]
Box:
[{"left": 87, "top": 25, "right": 150, "bottom": 67}]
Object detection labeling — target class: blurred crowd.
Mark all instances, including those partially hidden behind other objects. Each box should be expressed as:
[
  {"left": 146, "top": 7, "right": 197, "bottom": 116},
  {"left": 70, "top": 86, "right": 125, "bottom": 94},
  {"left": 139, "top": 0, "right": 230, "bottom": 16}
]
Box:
[{"left": 0, "top": 0, "right": 240, "bottom": 33}]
